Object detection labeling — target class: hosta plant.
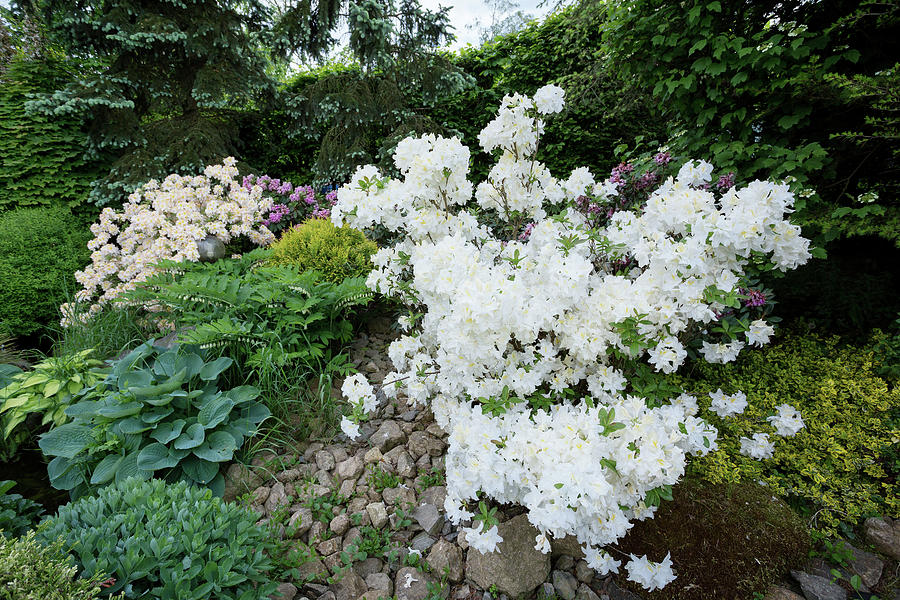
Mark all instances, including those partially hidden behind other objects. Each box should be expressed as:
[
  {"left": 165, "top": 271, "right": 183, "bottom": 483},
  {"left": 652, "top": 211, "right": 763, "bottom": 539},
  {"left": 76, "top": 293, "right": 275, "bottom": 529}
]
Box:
[
  {"left": 37, "top": 477, "right": 276, "bottom": 600},
  {"left": 39, "top": 342, "right": 269, "bottom": 499},
  {"left": 0, "top": 350, "right": 107, "bottom": 461}
]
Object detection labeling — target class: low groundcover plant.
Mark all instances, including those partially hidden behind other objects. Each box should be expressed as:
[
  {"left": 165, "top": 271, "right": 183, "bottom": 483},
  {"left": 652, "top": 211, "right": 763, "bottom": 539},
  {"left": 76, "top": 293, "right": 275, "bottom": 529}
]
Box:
[{"left": 331, "top": 85, "right": 812, "bottom": 590}]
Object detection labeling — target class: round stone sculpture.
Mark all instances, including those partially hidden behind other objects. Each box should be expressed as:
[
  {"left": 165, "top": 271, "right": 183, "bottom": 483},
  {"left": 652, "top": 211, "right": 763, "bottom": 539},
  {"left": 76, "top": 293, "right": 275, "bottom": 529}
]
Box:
[{"left": 197, "top": 235, "right": 226, "bottom": 262}]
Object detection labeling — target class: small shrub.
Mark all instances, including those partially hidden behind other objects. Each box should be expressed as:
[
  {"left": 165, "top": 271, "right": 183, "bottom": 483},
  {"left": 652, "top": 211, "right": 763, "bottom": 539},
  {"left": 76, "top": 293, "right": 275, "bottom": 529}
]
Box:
[
  {"left": 0, "top": 350, "right": 107, "bottom": 462},
  {"left": 37, "top": 477, "right": 276, "bottom": 599},
  {"left": 670, "top": 332, "right": 900, "bottom": 532},
  {"left": 0, "top": 480, "right": 43, "bottom": 538},
  {"left": 617, "top": 477, "right": 811, "bottom": 600},
  {"left": 0, "top": 206, "right": 91, "bottom": 338},
  {"left": 38, "top": 342, "right": 269, "bottom": 499},
  {"left": 268, "top": 218, "right": 377, "bottom": 284},
  {"left": 0, "top": 531, "right": 116, "bottom": 600}
]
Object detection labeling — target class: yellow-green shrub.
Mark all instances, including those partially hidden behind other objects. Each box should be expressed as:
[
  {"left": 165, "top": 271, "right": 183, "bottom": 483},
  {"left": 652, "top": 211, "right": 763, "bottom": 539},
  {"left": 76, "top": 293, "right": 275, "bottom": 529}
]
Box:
[
  {"left": 268, "top": 218, "right": 376, "bottom": 284},
  {"left": 671, "top": 332, "right": 899, "bottom": 533}
]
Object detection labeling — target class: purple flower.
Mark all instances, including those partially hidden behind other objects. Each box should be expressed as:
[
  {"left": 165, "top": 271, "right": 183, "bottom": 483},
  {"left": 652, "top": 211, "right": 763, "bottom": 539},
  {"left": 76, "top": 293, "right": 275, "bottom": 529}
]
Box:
[
  {"left": 518, "top": 222, "right": 535, "bottom": 241},
  {"left": 653, "top": 152, "right": 672, "bottom": 165},
  {"left": 716, "top": 172, "right": 736, "bottom": 191},
  {"left": 741, "top": 288, "right": 767, "bottom": 307}
]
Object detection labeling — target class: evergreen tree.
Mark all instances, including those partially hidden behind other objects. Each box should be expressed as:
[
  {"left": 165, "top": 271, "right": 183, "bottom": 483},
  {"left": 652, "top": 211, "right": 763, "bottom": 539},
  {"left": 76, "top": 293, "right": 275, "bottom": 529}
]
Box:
[{"left": 23, "top": 0, "right": 278, "bottom": 206}]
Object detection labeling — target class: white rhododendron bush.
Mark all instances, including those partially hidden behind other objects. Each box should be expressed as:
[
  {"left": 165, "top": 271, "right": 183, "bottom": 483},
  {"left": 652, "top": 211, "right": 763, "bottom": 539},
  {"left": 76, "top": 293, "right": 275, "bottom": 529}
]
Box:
[
  {"left": 62, "top": 158, "right": 276, "bottom": 325},
  {"left": 333, "top": 86, "right": 810, "bottom": 590}
]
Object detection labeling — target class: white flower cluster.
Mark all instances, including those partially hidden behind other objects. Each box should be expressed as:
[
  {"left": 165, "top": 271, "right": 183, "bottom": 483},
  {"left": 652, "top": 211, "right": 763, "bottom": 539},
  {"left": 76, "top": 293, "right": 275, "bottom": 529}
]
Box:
[
  {"left": 331, "top": 85, "right": 811, "bottom": 589},
  {"left": 340, "top": 373, "right": 378, "bottom": 439},
  {"left": 62, "top": 158, "right": 276, "bottom": 325}
]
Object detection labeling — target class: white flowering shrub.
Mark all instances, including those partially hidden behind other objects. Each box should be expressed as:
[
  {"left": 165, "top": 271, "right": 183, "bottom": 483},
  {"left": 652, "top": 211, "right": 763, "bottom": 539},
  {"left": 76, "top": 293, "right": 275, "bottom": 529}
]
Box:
[
  {"left": 332, "top": 86, "right": 811, "bottom": 589},
  {"left": 63, "top": 158, "right": 276, "bottom": 325}
]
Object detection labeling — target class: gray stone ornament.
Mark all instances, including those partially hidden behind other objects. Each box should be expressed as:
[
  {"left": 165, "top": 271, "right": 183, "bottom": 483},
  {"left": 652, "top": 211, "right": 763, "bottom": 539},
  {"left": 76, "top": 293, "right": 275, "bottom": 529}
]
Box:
[{"left": 196, "top": 234, "right": 225, "bottom": 262}]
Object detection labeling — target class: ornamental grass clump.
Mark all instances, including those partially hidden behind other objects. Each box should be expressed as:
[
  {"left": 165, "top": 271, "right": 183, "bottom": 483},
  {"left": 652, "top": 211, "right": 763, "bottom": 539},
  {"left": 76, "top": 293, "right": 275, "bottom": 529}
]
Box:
[
  {"left": 63, "top": 158, "right": 277, "bottom": 326},
  {"left": 38, "top": 477, "right": 276, "bottom": 599},
  {"left": 330, "top": 85, "right": 813, "bottom": 590}
]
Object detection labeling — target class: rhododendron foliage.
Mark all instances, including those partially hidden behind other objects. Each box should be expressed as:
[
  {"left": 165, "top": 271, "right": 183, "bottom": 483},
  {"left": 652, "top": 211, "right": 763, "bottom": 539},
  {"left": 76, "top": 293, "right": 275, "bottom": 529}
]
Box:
[
  {"left": 333, "top": 85, "right": 810, "bottom": 589},
  {"left": 62, "top": 158, "right": 276, "bottom": 325}
]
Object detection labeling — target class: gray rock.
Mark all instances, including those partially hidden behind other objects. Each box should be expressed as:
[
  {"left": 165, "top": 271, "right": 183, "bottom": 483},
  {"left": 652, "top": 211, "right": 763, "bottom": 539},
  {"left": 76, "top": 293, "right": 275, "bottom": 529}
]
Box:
[
  {"left": 550, "top": 535, "right": 584, "bottom": 559},
  {"left": 272, "top": 582, "right": 299, "bottom": 600},
  {"left": 253, "top": 485, "right": 271, "bottom": 505},
  {"left": 605, "top": 581, "right": 642, "bottom": 600},
  {"left": 366, "top": 572, "right": 393, "bottom": 595},
  {"left": 343, "top": 527, "right": 363, "bottom": 551},
  {"left": 316, "top": 450, "right": 336, "bottom": 472},
  {"left": 426, "top": 538, "right": 464, "bottom": 583},
  {"left": 370, "top": 420, "right": 405, "bottom": 452},
  {"left": 791, "top": 570, "right": 848, "bottom": 600},
  {"left": 465, "top": 514, "right": 551, "bottom": 598},
  {"left": 418, "top": 486, "right": 447, "bottom": 509},
  {"left": 318, "top": 591, "right": 336, "bottom": 600},
  {"left": 367, "top": 502, "right": 389, "bottom": 529},
  {"left": 413, "top": 503, "right": 443, "bottom": 536},
  {"left": 330, "top": 513, "right": 350, "bottom": 536},
  {"left": 224, "top": 463, "right": 263, "bottom": 502},
  {"left": 333, "top": 572, "right": 368, "bottom": 600},
  {"left": 266, "top": 483, "right": 289, "bottom": 515},
  {"left": 317, "top": 536, "right": 342, "bottom": 556},
  {"left": 294, "top": 558, "right": 329, "bottom": 583},
  {"left": 575, "top": 560, "right": 593, "bottom": 584},
  {"left": 289, "top": 507, "right": 314, "bottom": 538},
  {"left": 330, "top": 446, "right": 349, "bottom": 463},
  {"left": 338, "top": 477, "right": 356, "bottom": 499},
  {"left": 315, "top": 469, "right": 334, "bottom": 487},
  {"left": 308, "top": 521, "right": 327, "bottom": 543},
  {"left": 552, "top": 570, "right": 579, "bottom": 600},
  {"left": 383, "top": 486, "right": 416, "bottom": 508},
  {"left": 395, "top": 566, "right": 442, "bottom": 600},
  {"left": 575, "top": 584, "right": 600, "bottom": 600},
  {"left": 277, "top": 468, "right": 302, "bottom": 483},
  {"left": 364, "top": 447, "right": 384, "bottom": 464},
  {"left": 355, "top": 557, "right": 385, "bottom": 579},
  {"left": 397, "top": 451, "right": 417, "bottom": 478},
  {"left": 410, "top": 532, "right": 437, "bottom": 554},
  {"left": 864, "top": 517, "right": 900, "bottom": 561},
  {"left": 765, "top": 586, "right": 805, "bottom": 600},
  {"left": 555, "top": 555, "right": 575, "bottom": 571},
  {"left": 844, "top": 542, "right": 884, "bottom": 588},
  {"left": 400, "top": 409, "right": 418, "bottom": 422},
  {"left": 539, "top": 583, "right": 556, "bottom": 600},
  {"left": 359, "top": 591, "right": 390, "bottom": 600},
  {"left": 407, "top": 431, "right": 446, "bottom": 458},
  {"left": 336, "top": 456, "right": 364, "bottom": 482}
]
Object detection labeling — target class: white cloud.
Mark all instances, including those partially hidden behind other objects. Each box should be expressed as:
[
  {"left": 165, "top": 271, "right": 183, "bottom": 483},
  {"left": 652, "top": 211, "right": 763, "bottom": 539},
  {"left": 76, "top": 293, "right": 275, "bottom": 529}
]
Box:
[{"left": 420, "top": 0, "right": 556, "bottom": 49}]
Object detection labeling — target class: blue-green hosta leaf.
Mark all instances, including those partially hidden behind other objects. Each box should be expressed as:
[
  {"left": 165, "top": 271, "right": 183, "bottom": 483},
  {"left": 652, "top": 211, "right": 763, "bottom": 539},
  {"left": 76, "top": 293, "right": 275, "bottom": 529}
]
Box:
[
  {"left": 151, "top": 419, "right": 186, "bottom": 444},
  {"left": 64, "top": 400, "right": 101, "bottom": 418},
  {"left": 207, "top": 472, "right": 225, "bottom": 498},
  {"left": 141, "top": 406, "right": 174, "bottom": 424},
  {"left": 152, "top": 349, "right": 179, "bottom": 377},
  {"left": 244, "top": 402, "right": 271, "bottom": 425},
  {"left": 38, "top": 423, "right": 93, "bottom": 458},
  {"left": 198, "top": 396, "right": 234, "bottom": 429},
  {"left": 112, "top": 343, "right": 154, "bottom": 379},
  {"left": 137, "top": 443, "right": 179, "bottom": 471},
  {"left": 97, "top": 401, "right": 142, "bottom": 418},
  {"left": 227, "top": 385, "right": 261, "bottom": 405},
  {"left": 115, "top": 451, "right": 152, "bottom": 483},
  {"left": 181, "top": 455, "right": 219, "bottom": 484},
  {"left": 192, "top": 430, "right": 236, "bottom": 463},
  {"left": 90, "top": 453, "right": 122, "bottom": 485},
  {"left": 175, "top": 353, "right": 204, "bottom": 380},
  {"left": 198, "top": 357, "right": 233, "bottom": 381},
  {"left": 116, "top": 416, "right": 151, "bottom": 435},
  {"left": 47, "top": 456, "right": 81, "bottom": 490},
  {"left": 173, "top": 423, "right": 205, "bottom": 449},
  {"left": 116, "top": 369, "right": 153, "bottom": 391}
]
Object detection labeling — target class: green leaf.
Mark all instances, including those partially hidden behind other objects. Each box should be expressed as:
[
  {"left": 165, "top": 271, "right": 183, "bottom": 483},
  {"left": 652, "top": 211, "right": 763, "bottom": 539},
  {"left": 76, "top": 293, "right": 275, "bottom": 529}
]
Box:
[
  {"left": 227, "top": 385, "right": 260, "bottom": 404},
  {"left": 38, "top": 423, "right": 93, "bottom": 458},
  {"left": 151, "top": 419, "right": 186, "bottom": 444},
  {"left": 137, "top": 442, "right": 179, "bottom": 471},
  {"left": 90, "top": 454, "right": 123, "bottom": 485},
  {"left": 173, "top": 423, "right": 205, "bottom": 449},
  {"left": 47, "top": 456, "right": 81, "bottom": 490},
  {"left": 192, "top": 430, "right": 237, "bottom": 463},
  {"left": 198, "top": 396, "right": 234, "bottom": 429},
  {"left": 97, "top": 401, "right": 143, "bottom": 418},
  {"left": 117, "top": 416, "right": 151, "bottom": 435},
  {"left": 115, "top": 451, "right": 151, "bottom": 483},
  {"left": 199, "top": 357, "right": 233, "bottom": 381},
  {"left": 181, "top": 455, "right": 219, "bottom": 484},
  {"left": 141, "top": 406, "right": 174, "bottom": 424}
]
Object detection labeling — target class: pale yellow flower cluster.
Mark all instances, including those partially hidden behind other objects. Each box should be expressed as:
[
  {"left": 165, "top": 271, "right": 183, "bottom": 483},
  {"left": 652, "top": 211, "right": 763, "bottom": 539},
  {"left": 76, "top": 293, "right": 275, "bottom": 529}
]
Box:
[{"left": 61, "top": 158, "right": 275, "bottom": 326}]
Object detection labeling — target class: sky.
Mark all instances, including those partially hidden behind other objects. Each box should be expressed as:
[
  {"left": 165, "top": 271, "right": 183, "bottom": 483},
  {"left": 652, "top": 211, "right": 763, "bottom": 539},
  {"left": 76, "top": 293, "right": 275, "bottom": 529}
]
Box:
[{"left": 419, "top": 0, "right": 556, "bottom": 49}]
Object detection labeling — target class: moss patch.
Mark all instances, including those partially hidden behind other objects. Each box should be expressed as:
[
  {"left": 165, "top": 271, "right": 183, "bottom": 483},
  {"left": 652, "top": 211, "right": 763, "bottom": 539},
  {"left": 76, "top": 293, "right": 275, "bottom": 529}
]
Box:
[{"left": 615, "top": 477, "right": 811, "bottom": 600}]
